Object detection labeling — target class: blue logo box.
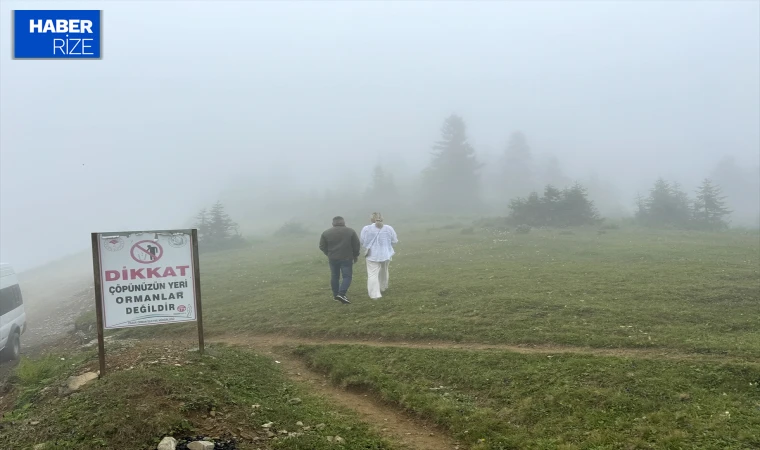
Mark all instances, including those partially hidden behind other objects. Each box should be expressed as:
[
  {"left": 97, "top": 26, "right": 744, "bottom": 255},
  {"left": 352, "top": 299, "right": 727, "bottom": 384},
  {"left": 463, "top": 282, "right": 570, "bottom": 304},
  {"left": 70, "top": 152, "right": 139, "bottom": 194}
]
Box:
[{"left": 13, "top": 10, "right": 102, "bottom": 59}]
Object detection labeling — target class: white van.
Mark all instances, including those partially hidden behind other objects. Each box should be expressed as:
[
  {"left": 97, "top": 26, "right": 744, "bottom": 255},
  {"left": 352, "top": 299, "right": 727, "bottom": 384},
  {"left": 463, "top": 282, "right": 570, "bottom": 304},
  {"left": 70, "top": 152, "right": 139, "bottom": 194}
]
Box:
[{"left": 0, "top": 263, "right": 26, "bottom": 361}]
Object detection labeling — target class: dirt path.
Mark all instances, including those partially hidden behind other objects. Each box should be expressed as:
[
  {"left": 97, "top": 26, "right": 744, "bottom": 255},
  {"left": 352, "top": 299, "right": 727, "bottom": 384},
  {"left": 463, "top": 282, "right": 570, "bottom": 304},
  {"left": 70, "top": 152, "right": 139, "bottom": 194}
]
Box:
[
  {"left": 208, "top": 332, "right": 757, "bottom": 450},
  {"left": 213, "top": 334, "right": 461, "bottom": 450},
  {"left": 212, "top": 332, "right": 759, "bottom": 365}
]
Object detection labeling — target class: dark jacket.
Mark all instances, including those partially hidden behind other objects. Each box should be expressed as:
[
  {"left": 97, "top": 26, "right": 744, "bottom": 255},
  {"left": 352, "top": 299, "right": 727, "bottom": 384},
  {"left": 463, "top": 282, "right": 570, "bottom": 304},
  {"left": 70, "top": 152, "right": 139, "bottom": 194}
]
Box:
[{"left": 319, "top": 225, "right": 360, "bottom": 261}]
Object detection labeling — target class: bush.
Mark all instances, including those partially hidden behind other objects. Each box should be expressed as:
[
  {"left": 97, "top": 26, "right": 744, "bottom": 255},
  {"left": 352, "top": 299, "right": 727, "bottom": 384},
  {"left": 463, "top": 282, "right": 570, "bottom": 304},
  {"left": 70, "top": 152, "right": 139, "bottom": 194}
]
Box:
[
  {"left": 274, "top": 220, "right": 310, "bottom": 237},
  {"left": 461, "top": 227, "right": 475, "bottom": 235},
  {"left": 600, "top": 222, "right": 620, "bottom": 230},
  {"left": 508, "top": 183, "right": 601, "bottom": 227}
]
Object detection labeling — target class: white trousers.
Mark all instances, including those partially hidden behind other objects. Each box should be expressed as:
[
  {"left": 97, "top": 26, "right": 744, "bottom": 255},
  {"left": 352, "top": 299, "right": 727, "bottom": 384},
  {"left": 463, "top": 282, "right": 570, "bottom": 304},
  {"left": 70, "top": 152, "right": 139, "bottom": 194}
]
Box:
[{"left": 366, "top": 259, "right": 390, "bottom": 299}]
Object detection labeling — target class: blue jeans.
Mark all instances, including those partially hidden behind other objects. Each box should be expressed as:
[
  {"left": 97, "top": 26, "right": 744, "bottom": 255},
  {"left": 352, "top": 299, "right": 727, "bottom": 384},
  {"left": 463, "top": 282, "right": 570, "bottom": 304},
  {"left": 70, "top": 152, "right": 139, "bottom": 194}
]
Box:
[{"left": 329, "top": 259, "right": 353, "bottom": 297}]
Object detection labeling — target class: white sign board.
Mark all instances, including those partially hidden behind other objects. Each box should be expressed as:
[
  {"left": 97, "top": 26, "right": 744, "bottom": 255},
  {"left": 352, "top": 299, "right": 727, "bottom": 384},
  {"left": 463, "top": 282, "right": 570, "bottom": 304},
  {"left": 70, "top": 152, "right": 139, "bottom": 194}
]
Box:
[{"left": 95, "top": 230, "right": 198, "bottom": 329}]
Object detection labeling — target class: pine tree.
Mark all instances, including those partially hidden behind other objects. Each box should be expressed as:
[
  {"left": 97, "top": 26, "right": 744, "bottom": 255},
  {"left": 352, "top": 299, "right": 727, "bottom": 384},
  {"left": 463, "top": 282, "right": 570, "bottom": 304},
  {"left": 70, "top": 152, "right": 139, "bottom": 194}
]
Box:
[
  {"left": 640, "top": 178, "right": 690, "bottom": 228},
  {"left": 541, "top": 185, "right": 562, "bottom": 225},
  {"left": 693, "top": 178, "right": 731, "bottom": 231},
  {"left": 560, "top": 182, "right": 601, "bottom": 227},
  {"left": 421, "top": 114, "right": 482, "bottom": 212},
  {"left": 638, "top": 178, "right": 698, "bottom": 229},
  {"left": 194, "top": 208, "right": 212, "bottom": 243},
  {"left": 208, "top": 201, "right": 239, "bottom": 241},
  {"left": 670, "top": 182, "right": 693, "bottom": 226},
  {"left": 508, "top": 182, "right": 600, "bottom": 227}
]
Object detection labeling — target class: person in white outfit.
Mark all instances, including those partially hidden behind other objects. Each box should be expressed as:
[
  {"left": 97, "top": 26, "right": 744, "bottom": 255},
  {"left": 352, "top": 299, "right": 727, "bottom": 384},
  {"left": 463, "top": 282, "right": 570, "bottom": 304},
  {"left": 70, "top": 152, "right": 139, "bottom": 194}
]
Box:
[{"left": 360, "top": 212, "right": 398, "bottom": 300}]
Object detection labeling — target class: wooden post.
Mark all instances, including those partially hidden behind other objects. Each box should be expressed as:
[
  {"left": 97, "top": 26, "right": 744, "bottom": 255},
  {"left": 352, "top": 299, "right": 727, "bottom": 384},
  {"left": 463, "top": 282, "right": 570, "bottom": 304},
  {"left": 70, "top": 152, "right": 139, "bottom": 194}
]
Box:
[
  {"left": 191, "top": 229, "right": 205, "bottom": 355},
  {"left": 90, "top": 233, "right": 107, "bottom": 377}
]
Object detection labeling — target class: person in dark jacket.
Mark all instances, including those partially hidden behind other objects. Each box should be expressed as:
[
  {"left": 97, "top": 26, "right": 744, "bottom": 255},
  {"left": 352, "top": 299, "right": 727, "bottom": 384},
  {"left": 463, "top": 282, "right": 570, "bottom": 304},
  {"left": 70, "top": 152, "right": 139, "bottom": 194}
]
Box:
[{"left": 319, "top": 216, "right": 361, "bottom": 304}]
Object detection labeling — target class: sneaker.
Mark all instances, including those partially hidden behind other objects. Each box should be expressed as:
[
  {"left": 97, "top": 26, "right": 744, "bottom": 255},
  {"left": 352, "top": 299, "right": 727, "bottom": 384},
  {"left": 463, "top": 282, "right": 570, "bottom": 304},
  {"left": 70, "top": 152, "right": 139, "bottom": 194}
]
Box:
[{"left": 336, "top": 295, "right": 351, "bottom": 304}]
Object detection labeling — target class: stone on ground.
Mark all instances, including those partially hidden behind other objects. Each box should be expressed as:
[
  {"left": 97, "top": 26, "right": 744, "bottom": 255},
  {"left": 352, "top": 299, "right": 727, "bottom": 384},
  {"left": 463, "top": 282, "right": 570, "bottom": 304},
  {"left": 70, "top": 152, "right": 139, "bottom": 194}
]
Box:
[
  {"left": 157, "top": 436, "right": 177, "bottom": 450},
  {"left": 187, "top": 441, "right": 214, "bottom": 450}
]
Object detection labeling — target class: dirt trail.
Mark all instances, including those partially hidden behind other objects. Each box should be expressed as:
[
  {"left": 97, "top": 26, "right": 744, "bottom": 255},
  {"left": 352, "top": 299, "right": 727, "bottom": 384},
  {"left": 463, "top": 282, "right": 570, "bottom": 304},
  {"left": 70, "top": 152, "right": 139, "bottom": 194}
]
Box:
[
  {"left": 213, "top": 332, "right": 759, "bottom": 365},
  {"left": 209, "top": 332, "right": 756, "bottom": 450},
  {"left": 212, "top": 334, "right": 461, "bottom": 450}
]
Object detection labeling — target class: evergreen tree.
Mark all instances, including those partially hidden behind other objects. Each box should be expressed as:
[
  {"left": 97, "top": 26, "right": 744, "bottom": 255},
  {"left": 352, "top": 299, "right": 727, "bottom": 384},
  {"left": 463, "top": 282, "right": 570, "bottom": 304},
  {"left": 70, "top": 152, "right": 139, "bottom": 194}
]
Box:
[
  {"left": 639, "top": 178, "right": 691, "bottom": 228},
  {"left": 560, "top": 182, "right": 601, "bottom": 226},
  {"left": 421, "top": 114, "right": 482, "bottom": 212},
  {"left": 693, "top": 178, "right": 731, "bottom": 231},
  {"left": 541, "top": 185, "right": 562, "bottom": 225},
  {"left": 194, "top": 208, "right": 212, "bottom": 242},
  {"left": 670, "top": 182, "right": 693, "bottom": 226},
  {"left": 208, "top": 201, "right": 239, "bottom": 241},
  {"left": 508, "top": 182, "right": 600, "bottom": 227}
]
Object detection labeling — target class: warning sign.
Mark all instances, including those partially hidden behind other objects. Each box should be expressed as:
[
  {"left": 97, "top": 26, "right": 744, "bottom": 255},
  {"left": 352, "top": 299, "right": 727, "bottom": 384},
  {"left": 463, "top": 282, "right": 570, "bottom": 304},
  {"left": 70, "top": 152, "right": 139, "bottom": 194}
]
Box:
[
  {"left": 131, "top": 240, "right": 164, "bottom": 264},
  {"left": 94, "top": 230, "right": 199, "bottom": 329}
]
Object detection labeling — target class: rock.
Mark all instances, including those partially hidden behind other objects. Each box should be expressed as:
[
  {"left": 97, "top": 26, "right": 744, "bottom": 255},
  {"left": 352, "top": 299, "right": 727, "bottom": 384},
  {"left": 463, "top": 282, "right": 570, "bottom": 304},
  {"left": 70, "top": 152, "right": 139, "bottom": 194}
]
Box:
[
  {"left": 266, "top": 431, "right": 276, "bottom": 438},
  {"left": 262, "top": 421, "right": 274, "bottom": 428},
  {"left": 288, "top": 397, "right": 302, "bottom": 405},
  {"left": 315, "top": 423, "right": 326, "bottom": 430},
  {"left": 679, "top": 393, "right": 691, "bottom": 401},
  {"left": 33, "top": 444, "right": 49, "bottom": 450},
  {"left": 187, "top": 441, "right": 214, "bottom": 450},
  {"left": 64, "top": 372, "right": 98, "bottom": 393},
  {"left": 157, "top": 436, "right": 177, "bottom": 450},
  {"left": 335, "top": 436, "right": 345, "bottom": 444},
  {"left": 296, "top": 421, "right": 304, "bottom": 427}
]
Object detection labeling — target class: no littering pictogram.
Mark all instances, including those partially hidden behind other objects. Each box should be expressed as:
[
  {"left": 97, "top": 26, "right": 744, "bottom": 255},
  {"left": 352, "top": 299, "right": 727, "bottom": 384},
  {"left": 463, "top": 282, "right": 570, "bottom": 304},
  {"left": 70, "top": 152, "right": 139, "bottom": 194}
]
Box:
[{"left": 130, "top": 240, "right": 164, "bottom": 264}]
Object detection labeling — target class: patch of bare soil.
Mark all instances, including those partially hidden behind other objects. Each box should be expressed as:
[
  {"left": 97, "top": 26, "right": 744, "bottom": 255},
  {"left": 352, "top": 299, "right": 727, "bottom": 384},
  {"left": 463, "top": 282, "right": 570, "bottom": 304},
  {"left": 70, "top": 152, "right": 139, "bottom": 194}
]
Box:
[
  {"left": 222, "top": 336, "right": 461, "bottom": 450},
  {"left": 213, "top": 332, "right": 759, "bottom": 365}
]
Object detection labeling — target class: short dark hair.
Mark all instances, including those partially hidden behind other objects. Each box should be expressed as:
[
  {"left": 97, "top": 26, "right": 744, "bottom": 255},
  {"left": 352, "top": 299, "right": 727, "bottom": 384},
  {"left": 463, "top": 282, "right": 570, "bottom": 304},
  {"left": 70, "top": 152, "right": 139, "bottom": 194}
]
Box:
[{"left": 332, "top": 216, "right": 345, "bottom": 226}]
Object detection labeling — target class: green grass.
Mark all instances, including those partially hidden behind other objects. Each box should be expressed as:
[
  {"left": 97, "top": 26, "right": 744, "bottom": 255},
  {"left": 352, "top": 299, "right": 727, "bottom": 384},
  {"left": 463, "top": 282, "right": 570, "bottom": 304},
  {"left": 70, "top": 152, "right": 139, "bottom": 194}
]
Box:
[
  {"left": 8, "top": 353, "right": 93, "bottom": 411},
  {"left": 124, "top": 226, "right": 760, "bottom": 357},
  {"left": 294, "top": 344, "right": 760, "bottom": 450},
  {"left": 35, "top": 224, "right": 760, "bottom": 449},
  {"left": 1, "top": 345, "right": 394, "bottom": 449}
]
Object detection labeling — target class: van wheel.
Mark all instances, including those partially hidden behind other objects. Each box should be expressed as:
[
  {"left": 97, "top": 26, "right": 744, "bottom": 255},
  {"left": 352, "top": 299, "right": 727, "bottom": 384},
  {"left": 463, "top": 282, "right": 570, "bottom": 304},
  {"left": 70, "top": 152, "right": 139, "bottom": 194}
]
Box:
[{"left": 1, "top": 331, "right": 20, "bottom": 361}]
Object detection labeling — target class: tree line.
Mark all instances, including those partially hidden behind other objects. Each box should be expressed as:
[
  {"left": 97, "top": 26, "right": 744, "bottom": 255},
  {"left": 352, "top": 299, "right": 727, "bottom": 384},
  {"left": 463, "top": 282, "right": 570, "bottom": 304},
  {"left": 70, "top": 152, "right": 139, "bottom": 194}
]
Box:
[
  {"left": 203, "top": 113, "right": 754, "bottom": 237},
  {"left": 635, "top": 178, "right": 731, "bottom": 231}
]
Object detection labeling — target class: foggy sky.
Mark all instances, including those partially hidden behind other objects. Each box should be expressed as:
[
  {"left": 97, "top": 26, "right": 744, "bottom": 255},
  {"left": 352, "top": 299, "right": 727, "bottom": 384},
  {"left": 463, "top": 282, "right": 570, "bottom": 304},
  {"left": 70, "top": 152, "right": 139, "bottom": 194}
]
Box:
[{"left": 1, "top": 1, "right": 759, "bottom": 271}]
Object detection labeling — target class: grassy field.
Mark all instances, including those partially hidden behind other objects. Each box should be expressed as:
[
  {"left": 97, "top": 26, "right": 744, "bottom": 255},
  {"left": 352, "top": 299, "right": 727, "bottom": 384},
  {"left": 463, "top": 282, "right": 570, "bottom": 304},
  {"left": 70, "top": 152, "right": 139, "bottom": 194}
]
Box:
[
  {"left": 126, "top": 224, "right": 759, "bottom": 356},
  {"left": 294, "top": 344, "right": 760, "bottom": 449},
  {"left": 4, "top": 222, "right": 759, "bottom": 449},
  {"left": 1, "top": 342, "right": 395, "bottom": 449}
]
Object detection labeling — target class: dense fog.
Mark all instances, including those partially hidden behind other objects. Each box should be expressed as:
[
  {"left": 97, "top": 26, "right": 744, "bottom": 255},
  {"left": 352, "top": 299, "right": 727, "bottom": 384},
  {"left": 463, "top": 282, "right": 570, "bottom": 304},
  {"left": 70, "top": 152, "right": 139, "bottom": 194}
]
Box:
[{"left": 1, "top": 1, "right": 758, "bottom": 271}]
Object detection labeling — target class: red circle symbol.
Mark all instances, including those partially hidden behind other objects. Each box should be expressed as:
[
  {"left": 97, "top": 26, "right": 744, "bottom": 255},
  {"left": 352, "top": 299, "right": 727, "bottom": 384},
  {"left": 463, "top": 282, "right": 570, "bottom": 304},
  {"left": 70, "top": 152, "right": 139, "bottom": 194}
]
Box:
[
  {"left": 177, "top": 305, "right": 186, "bottom": 313},
  {"left": 130, "top": 240, "right": 164, "bottom": 264}
]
